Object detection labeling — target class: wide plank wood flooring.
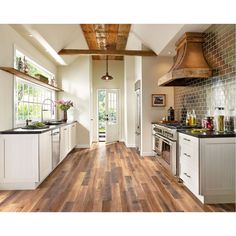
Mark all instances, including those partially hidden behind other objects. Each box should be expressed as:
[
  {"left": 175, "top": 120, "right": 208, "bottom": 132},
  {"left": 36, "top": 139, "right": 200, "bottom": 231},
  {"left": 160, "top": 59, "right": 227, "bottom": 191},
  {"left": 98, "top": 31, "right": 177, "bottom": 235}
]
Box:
[{"left": 0, "top": 142, "right": 234, "bottom": 212}]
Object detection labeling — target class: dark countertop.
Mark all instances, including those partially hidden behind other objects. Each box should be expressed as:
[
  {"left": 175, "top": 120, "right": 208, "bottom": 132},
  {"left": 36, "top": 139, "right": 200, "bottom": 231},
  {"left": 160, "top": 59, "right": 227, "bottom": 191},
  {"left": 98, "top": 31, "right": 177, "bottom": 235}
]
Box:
[
  {"left": 178, "top": 129, "right": 236, "bottom": 138},
  {"left": 0, "top": 121, "right": 77, "bottom": 134}
]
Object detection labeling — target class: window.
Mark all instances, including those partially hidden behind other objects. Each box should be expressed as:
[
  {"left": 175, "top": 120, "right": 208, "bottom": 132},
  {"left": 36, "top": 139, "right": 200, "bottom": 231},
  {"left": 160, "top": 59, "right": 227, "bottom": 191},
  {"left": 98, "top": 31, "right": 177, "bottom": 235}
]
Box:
[
  {"left": 14, "top": 49, "right": 55, "bottom": 126},
  {"left": 15, "top": 49, "right": 54, "bottom": 81},
  {"left": 15, "top": 78, "right": 55, "bottom": 126}
]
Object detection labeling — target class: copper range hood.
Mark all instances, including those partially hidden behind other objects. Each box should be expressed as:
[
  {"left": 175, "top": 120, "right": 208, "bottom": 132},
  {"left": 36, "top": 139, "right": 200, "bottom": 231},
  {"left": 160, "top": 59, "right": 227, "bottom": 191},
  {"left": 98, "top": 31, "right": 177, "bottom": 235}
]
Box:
[{"left": 158, "top": 32, "right": 212, "bottom": 86}]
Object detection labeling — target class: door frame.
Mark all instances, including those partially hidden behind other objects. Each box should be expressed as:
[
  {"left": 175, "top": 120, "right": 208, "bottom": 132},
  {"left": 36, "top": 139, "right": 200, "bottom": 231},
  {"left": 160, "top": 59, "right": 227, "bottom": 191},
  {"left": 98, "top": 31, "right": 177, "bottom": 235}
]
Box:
[{"left": 97, "top": 88, "right": 121, "bottom": 142}]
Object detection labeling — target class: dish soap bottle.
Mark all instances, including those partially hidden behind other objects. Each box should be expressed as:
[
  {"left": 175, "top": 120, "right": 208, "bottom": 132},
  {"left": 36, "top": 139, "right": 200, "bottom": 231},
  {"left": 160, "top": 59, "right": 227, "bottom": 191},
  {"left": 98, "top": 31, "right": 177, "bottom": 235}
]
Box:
[
  {"left": 191, "top": 109, "right": 196, "bottom": 126},
  {"left": 186, "top": 110, "right": 191, "bottom": 126}
]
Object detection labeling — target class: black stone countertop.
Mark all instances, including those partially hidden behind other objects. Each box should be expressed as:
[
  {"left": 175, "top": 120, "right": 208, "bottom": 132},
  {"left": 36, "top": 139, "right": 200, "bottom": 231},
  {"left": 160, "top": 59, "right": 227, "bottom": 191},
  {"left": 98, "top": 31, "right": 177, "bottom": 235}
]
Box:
[
  {"left": 0, "top": 121, "right": 77, "bottom": 134},
  {"left": 178, "top": 129, "right": 236, "bottom": 138}
]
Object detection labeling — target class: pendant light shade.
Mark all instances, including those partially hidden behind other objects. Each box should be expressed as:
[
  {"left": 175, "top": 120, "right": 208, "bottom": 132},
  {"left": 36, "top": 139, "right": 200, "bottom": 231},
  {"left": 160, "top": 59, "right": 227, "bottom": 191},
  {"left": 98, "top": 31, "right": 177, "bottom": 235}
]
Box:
[{"left": 101, "top": 56, "right": 113, "bottom": 80}]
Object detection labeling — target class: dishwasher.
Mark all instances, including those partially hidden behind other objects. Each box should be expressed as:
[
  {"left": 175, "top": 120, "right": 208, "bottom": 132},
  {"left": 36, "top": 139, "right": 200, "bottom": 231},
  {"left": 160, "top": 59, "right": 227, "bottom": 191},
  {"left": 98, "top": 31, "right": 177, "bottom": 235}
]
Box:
[{"left": 51, "top": 128, "right": 60, "bottom": 169}]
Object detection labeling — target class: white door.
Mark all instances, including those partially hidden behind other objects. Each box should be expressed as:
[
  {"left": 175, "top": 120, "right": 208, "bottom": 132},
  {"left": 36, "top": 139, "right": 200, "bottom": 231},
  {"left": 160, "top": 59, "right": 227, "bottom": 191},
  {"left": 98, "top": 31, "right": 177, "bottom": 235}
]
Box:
[{"left": 106, "top": 89, "right": 119, "bottom": 143}]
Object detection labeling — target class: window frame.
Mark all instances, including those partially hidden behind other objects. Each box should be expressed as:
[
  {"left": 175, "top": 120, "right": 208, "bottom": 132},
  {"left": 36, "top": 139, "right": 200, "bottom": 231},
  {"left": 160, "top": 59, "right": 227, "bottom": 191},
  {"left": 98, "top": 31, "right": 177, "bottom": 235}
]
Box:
[{"left": 13, "top": 47, "right": 56, "bottom": 127}]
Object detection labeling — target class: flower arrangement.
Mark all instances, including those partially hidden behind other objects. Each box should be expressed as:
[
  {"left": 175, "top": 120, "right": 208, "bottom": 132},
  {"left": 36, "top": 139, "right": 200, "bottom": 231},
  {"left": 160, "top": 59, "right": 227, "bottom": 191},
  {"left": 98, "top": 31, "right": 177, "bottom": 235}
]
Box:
[{"left": 56, "top": 100, "right": 73, "bottom": 111}]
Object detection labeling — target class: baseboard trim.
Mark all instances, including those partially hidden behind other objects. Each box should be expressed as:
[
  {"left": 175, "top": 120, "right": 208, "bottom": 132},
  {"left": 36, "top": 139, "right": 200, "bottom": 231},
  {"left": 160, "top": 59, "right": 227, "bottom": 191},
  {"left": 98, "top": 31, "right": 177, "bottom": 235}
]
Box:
[
  {"left": 141, "top": 151, "right": 154, "bottom": 156},
  {"left": 76, "top": 144, "right": 90, "bottom": 149},
  {"left": 125, "top": 143, "right": 136, "bottom": 148}
]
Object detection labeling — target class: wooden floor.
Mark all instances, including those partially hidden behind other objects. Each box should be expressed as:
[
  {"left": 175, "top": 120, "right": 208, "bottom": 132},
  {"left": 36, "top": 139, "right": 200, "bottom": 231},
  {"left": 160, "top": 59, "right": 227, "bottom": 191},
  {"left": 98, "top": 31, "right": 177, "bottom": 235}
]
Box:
[{"left": 0, "top": 142, "right": 234, "bottom": 212}]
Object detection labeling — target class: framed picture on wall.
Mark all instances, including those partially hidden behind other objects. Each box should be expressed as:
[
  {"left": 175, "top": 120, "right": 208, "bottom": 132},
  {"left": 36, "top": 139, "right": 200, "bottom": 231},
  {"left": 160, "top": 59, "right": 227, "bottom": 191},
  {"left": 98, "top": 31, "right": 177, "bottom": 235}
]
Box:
[{"left": 152, "top": 94, "right": 166, "bottom": 107}]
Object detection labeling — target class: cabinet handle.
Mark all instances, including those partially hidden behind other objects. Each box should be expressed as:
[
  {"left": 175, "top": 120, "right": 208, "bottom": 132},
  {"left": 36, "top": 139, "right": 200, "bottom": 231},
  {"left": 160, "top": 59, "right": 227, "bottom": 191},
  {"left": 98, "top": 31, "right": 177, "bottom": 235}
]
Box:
[
  {"left": 64, "top": 128, "right": 67, "bottom": 131},
  {"left": 183, "top": 138, "right": 191, "bottom": 142},
  {"left": 184, "top": 172, "right": 191, "bottom": 178},
  {"left": 51, "top": 132, "right": 60, "bottom": 136},
  {"left": 184, "top": 153, "right": 191, "bottom": 158}
]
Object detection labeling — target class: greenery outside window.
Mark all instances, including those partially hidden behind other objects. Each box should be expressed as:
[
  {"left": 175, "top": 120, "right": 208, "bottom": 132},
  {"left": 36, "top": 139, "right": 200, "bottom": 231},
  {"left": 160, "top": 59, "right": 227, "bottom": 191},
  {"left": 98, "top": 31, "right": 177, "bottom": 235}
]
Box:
[{"left": 15, "top": 77, "right": 55, "bottom": 126}]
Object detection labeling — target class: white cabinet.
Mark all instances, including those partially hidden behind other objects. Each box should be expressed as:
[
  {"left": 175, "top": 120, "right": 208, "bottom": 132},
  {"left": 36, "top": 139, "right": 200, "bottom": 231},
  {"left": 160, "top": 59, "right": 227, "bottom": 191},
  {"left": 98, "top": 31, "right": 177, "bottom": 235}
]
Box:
[
  {"left": 39, "top": 131, "right": 52, "bottom": 182},
  {"left": 0, "top": 134, "right": 39, "bottom": 183},
  {"left": 0, "top": 132, "right": 52, "bottom": 189},
  {"left": 179, "top": 133, "right": 199, "bottom": 197},
  {"left": 0, "top": 122, "right": 77, "bottom": 190},
  {"left": 0, "top": 136, "right": 5, "bottom": 181},
  {"left": 60, "top": 125, "right": 70, "bottom": 162},
  {"left": 69, "top": 123, "right": 77, "bottom": 150},
  {"left": 179, "top": 133, "right": 236, "bottom": 203},
  {"left": 199, "top": 138, "right": 235, "bottom": 203},
  {"left": 60, "top": 123, "right": 77, "bottom": 162}
]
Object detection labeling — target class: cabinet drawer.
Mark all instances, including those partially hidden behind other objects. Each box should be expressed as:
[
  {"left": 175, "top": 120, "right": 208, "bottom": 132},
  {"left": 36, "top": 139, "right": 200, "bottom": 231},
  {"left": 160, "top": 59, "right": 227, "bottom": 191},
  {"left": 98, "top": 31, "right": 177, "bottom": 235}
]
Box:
[
  {"left": 180, "top": 158, "right": 199, "bottom": 195},
  {"left": 179, "top": 133, "right": 198, "bottom": 148},
  {"left": 179, "top": 144, "right": 198, "bottom": 166}
]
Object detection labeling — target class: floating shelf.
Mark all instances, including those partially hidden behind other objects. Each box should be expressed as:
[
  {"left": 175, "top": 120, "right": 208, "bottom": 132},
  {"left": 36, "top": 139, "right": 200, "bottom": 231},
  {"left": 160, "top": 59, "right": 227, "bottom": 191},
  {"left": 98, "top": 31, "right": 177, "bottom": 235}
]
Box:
[{"left": 0, "top": 67, "right": 63, "bottom": 92}]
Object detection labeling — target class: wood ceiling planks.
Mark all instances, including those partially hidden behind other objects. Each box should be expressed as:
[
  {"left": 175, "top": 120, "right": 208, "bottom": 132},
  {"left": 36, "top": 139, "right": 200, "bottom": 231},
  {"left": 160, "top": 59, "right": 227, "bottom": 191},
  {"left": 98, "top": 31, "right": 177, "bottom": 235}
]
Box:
[{"left": 80, "top": 24, "right": 131, "bottom": 60}]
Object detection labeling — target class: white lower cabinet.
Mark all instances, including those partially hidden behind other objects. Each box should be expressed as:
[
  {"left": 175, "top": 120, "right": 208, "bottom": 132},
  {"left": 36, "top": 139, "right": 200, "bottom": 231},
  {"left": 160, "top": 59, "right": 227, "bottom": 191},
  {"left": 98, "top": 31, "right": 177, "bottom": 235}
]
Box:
[
  {"left": 0, "top": 136, "right": 5, "bottom": 181},
  {"left": 0, "top": 131, "right": 53, "bottom": 189},
  {"left": 179, "top": 133, "right": 235, "bottom": 204},
  {"left": 39, "top": 131, "right": 52, "bottom": 182},
  {"left": 60, "top": 123, "right": 77, "bottom": 162},
  {"left": 69, "top": 123, "right": 77, "bottom": 150},
  {"left": 2, "top": 134, "right": 39, "bottom": 183},
  {"left": 60, "top": 125, "right": 70, "bottom": 161},
  {"left": 0, "top": 122, "right": 78, "bottom": 190}
]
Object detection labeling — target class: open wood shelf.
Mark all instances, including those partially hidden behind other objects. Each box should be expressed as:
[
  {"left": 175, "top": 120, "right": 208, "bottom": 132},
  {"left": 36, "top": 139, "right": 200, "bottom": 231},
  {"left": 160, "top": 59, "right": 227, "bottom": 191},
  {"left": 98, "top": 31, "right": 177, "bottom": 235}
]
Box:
[{"left": 0, "top": 67, "right": 63, "bottom": 92}]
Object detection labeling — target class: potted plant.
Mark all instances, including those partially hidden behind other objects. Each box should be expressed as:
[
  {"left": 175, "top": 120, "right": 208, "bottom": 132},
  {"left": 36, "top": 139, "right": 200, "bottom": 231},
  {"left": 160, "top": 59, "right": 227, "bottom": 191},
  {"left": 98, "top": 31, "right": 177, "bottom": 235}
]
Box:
[{"left": 56, "top": 100, "right": 73, "bottom": 122}]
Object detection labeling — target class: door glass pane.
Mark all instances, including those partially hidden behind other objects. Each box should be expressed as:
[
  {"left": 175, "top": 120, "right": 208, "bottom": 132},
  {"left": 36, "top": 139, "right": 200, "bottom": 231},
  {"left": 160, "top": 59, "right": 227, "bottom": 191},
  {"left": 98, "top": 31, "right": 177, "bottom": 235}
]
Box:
[
  {"left": 98, "top": 90, "right": 106, "bottom": 133},
  {"left": 108, "top": 92, "right": 117, "bottom": 125}
]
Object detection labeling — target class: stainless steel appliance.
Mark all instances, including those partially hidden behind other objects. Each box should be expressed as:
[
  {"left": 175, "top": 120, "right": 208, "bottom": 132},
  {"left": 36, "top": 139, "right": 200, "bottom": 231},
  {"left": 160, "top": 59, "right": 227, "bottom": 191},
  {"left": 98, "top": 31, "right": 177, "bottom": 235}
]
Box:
[
  {"left": 51, "top": 128, "right": 60, "bottom": 169},
  {"left": 153, "top": 123, "right": 201, "bottom": 176},
  {"left": 153, "top": 124, "right": 177, "bottom": 175}
]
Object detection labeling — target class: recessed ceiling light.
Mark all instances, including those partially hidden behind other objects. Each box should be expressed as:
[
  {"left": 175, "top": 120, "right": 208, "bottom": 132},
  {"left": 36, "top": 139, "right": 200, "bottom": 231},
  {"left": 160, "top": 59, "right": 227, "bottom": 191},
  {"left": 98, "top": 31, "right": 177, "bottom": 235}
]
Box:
[{"left": 168, "top": 51, "right": 172, "bottom": 55}]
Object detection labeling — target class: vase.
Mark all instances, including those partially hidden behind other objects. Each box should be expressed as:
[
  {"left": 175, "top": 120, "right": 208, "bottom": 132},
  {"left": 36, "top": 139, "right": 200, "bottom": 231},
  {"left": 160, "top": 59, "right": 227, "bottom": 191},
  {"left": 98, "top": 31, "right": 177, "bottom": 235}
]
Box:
[{"left": 63, "top": 110, "right": 68, "bottom": 122}]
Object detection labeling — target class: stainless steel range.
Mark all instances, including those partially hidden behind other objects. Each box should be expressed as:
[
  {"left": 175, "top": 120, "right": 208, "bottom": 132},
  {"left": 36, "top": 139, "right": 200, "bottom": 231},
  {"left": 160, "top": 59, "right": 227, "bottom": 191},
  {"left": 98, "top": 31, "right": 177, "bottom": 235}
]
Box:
[{"left": 152, "top": 123, "right": 197, "bottom": 176}]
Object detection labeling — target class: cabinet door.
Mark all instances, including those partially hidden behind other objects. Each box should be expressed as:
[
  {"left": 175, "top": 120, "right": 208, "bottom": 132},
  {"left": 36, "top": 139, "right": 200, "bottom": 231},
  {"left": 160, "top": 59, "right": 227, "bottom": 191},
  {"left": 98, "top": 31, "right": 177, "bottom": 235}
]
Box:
[
  {"left": 200, "top": 138, "right": 235, "bottom": 196},
  {"left": 60, "top": 126, "right": 69, "bottom": 161},
  {"left": 0, "top": 136, "right": 5, "bottom": 181},
  {"left": 70, "top": 123, "right": 77, "bottom": 150},
  {"left": 4, "top": 135, "right": 39, "bottom": 182},
  {"left": 39, "top": 131, "right": 52, "bottom": 182}
]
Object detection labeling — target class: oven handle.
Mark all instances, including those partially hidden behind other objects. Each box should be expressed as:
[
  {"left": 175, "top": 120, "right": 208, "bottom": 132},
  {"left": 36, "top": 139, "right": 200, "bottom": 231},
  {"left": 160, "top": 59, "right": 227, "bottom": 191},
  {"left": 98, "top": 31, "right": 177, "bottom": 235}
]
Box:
[{"left": 154, "top": 133, "right": 174, "bottom": 146}]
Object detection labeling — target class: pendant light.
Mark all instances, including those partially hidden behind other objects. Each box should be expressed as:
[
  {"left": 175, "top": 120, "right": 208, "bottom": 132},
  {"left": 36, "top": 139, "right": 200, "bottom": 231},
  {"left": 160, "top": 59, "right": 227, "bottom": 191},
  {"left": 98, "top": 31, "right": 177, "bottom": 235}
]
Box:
[{"left": 101, "top": 55, "right": 113, "bottom": 80}]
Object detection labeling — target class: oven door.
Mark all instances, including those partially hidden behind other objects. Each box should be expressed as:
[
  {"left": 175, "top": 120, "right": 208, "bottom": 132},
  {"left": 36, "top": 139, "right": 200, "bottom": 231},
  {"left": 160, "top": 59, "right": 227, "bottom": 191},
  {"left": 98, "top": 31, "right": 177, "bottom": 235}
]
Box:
[
  {"left": 156, "top": 134, "right": 177, "bottom": 175},
  {"left": 153, "top": 134, "right": 163, "bottom": 156}
]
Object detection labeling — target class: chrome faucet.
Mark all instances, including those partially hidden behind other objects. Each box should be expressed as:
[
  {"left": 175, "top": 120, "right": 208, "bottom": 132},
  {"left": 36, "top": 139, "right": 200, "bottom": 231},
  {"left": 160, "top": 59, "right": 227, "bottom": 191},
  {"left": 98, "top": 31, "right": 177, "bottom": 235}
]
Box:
[{"left": 41, "top": 98, "right": 55, "bottom": 122}]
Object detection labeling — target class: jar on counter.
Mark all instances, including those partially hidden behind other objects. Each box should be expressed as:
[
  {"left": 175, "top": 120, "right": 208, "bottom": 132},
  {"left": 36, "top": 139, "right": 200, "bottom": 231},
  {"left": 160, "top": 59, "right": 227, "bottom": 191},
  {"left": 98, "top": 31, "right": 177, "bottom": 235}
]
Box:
[
  {"left": 215, "top": 107, "right": 225, "bottom": 132},
  {"left": 202, "top": 116, "right": 214, "bottom": 130}
]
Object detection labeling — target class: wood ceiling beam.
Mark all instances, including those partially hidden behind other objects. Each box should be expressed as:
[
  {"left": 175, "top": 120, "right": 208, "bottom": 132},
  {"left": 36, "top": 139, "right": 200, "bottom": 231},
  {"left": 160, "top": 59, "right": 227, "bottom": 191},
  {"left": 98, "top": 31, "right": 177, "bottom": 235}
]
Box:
[{"left": 58, "top": 49, "right": 157, "bottom": 56}]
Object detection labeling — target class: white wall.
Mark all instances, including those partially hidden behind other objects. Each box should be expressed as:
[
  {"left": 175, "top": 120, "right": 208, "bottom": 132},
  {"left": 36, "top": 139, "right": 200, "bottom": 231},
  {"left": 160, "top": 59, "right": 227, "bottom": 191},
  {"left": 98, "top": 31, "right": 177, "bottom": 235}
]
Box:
[
  {"left": 124, "top": 57, "right": 136, "bottom": 147},
  {"left": 141, "top": 56, "right": 174, "bottom": 155},
  {"left": 57, "top": 56, "right": 92, "bottom": 148},
  {"left": 92, "top": 60, "right": 124, "bottom": 142},
  {"left": 0, "top": 25, "right": 57, "bottom": 131}
]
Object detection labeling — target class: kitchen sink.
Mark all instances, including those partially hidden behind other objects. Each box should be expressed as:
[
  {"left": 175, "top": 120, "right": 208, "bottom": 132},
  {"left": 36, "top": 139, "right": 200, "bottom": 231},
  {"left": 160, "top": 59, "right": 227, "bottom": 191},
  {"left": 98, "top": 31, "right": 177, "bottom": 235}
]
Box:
[
  {"left": 21, "top": 125, "right": 50, "bottom": 130},
  {"left": 44, "top": 120, "right": 65, "bottom": 125}
]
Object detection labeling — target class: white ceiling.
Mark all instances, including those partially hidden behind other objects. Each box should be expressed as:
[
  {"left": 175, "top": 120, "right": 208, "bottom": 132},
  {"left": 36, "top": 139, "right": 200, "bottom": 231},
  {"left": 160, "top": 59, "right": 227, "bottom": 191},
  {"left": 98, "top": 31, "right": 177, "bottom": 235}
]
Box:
[
  {"left": 131, "top": 24, "right": 211, "bottom": 56},
  {"left": 10, "top": 24, "right": 211, "bottom": 66},
  {"left": 11, "top": 24, "right": 88, "bottom": 65}
]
